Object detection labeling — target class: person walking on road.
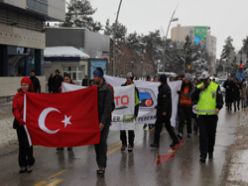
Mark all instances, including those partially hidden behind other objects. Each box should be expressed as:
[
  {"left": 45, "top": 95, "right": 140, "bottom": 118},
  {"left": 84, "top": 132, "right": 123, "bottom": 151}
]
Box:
[
  {"left": 192, "top": 71, "right": 223, "bottom": 163},
  {"left": 12, "top": 77, "right": 35, "bottom": 173},
  {"left": 120, "top": 72, "right": 140, "bottom": 152},
  {"left": 223, "top": 75, "right": 234, "bottom": 112},
  {"left": 150, "top": 75, "right": 179, "bottom": 149},
  {"left": 93, "top": 67, "right": 113, "bottom": 177},
  {"left": 178, "top": 73, "right": 193, "bottom": 140}
]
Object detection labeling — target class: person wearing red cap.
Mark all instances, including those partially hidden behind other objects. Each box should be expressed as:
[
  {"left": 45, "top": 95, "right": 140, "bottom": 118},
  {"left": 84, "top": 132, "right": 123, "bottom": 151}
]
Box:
[{"left": 12, "top": 77, "right": 35, "bottom": 173}]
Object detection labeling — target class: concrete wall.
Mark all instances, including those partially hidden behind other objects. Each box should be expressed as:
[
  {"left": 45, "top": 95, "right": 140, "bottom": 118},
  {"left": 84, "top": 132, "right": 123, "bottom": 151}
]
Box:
[
  {"left": 0, "top": 23, "right": 45, "bottom": 49},
  {"left": 46, "top": 28, "right": 85, "bottom": 49},
  {"left": 0, "top": 0, "right": 27, "bottom": 9},
  {"left": 47, "top": 0, "right": 65, "bottom": 21},
  {"left": 84, "top": 30, "right": 110, "bottom": 58},
  {"left": 46, "top": 28, "right": 110, "bottom": 58},
  {"left": 1, "top": 0, "right": 65, "bottom": 21},
  {"left": 0, "top": 76, "right": 46, "bottom": 97}
]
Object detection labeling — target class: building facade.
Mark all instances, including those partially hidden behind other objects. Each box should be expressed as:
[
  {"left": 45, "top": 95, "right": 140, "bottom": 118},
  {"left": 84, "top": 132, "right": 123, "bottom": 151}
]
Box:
[
  {"left": 171, "top": 25, "right": 217, "bottom": 74},
  {"left": 45, "top": 27, "right": 110, "bottom": 80},
  {"left": 0, "top": 0, "right": 65, "bottom": 77},
  {"left": 46, "top": 27, "right": 110, "bottom": 59}
]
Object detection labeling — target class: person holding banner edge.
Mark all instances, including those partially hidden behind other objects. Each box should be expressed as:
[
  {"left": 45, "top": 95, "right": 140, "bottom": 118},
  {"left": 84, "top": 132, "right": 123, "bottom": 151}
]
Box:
[
  {"left": 12, "top": 77, "right": 35, "bottom": 173},
  {"left": 93, "top": 67, "right": 114, "bottom": 177},
  {"left": 120, "top": 72, "right": 140, "bottom": 152}
]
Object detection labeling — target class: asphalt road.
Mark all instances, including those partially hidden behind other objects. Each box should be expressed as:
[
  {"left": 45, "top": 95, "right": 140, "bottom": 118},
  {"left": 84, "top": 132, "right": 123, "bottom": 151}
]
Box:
[{"left": 0, "top": 109, "right": 237, "bottom": 186}]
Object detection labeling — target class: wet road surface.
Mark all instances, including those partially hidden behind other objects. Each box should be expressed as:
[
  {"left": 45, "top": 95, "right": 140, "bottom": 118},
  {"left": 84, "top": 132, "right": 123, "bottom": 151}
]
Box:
[{"left": 0, "top": 109, "right": 238, "bottom": 186}]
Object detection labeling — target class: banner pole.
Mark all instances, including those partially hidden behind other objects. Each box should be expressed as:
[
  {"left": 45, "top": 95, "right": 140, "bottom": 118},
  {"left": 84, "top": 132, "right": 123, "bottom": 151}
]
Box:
[{"left": 23, "top": 94, "right": 32, "bottom": 146}]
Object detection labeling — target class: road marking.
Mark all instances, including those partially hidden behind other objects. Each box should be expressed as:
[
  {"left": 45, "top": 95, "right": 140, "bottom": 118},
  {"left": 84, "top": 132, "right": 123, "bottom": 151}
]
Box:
[
  {"left": 46, "top": 178, "right": 63, "bottom": 186},
  {"left": 33, "top": 170, "right": 66, "bottom": 186},
  {"left": 107, "top": 142, "right": 122, "bottom": 156},
  {"left": 34, "top": 181, "right": 47, "bottom": 186},
  {"left": 49, "top": 169, "right": 66, "bottom": 179}
]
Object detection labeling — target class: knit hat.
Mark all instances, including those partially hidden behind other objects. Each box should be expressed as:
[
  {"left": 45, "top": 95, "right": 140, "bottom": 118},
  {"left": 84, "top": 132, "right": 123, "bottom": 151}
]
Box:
[
  {"left": 93, "top": 67, "right": 104, "bottom": 78},
  {"left": 126, "top": 72, "right": 134, "bottom": 80},
  {"left": 21, "top": 77, "right": 32, "bottom": 85}
]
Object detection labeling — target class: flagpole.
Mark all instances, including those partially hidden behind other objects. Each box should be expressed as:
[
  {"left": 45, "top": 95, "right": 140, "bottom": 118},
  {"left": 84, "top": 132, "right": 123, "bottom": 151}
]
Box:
[{"left": 23, "top": 94, "right": 32, "bottom": 146}]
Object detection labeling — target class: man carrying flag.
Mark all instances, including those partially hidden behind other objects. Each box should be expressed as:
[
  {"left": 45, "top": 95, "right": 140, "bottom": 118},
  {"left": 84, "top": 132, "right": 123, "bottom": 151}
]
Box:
[{"left": 93, "top": 67, "right": 114, "bottom": 177}]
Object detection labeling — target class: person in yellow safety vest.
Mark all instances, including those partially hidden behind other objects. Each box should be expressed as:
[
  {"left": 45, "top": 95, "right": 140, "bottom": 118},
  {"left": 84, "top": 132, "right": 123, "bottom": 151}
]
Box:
[
  {"left": 120, "top": 72, "right": 140, "bottom": 152},
  {"left": 192, "top": 71, "right": 223, "bottom": 164}
]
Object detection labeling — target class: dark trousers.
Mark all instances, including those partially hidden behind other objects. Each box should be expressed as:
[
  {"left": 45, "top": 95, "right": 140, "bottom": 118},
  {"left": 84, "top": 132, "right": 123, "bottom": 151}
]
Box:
[
  {"left": 233, "top": 99, "right": 240, "bottom": 111},
  {"left": 178, "top": 106, "right": 192, "bottom": 135},
  {"left": 94, "top": 126, "right": 109, "bottom": 168},
  {"left": 154, "top": 116, "right": 178, "bottom": 145},
  {"left": 226, "top": 102, "right": 232, "bottom": 111},
  {"left": 198, "top": 115, "right": 218, "bottom": 158},
  {"left": 16, "top": 126, "right": 35, "bottom": 168},
  {"left": 120, "top": 130, "right": 135, "bottom": 147}
]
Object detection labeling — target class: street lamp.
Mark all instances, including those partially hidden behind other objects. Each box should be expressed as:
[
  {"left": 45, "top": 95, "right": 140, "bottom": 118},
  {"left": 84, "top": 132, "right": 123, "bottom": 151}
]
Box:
[
  {"left": 162, "top": 6, "right": 179, "bottom": 74},
  {"left": 113, "top": 0, "right": 123, "bottom": 76}
]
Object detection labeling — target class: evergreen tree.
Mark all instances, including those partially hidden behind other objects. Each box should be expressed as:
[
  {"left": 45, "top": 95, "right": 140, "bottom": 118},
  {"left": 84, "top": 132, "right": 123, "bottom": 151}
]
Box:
[
  {"left": 62, "top": 0, "right": 101, "bottom": 32},
  {"left": 112, "top": 22, "right": 127, "bottom": 41},
  {"left": 220, "top": 36, "right": 236, "bottom": 73},
  {"left": 104, "top": 19, "right": 112, "bottom": 36},
  {"left": 241, "top": 36, "right": 248, "bottom": 58}
]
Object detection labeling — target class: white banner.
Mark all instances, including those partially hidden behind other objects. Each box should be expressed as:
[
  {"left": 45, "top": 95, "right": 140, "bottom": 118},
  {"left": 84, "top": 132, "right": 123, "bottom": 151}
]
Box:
[
  {"left": 62, "top": 77, "right": 182, "bottom": 129},
  {"left": 105, "top": 75, "right": 182, "bottom": 128},
  {"left": 111, "top": 85, "right": 135, "bottom": 131}
]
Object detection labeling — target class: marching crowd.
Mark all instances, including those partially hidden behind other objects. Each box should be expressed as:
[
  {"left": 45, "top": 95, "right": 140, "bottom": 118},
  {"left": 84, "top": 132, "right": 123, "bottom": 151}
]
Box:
[{"left": 12, "top": 67, "right": 245, "bottom": 177}]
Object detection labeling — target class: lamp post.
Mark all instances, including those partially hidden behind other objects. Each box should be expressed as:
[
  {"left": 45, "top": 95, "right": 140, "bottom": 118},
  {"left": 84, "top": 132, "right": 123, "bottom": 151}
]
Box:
[
  {"left": 113, "top": 0, "right": 123, "bottom": 76},
  {"left": 162, "top": 7, "right": 179, "bottom": 73}
]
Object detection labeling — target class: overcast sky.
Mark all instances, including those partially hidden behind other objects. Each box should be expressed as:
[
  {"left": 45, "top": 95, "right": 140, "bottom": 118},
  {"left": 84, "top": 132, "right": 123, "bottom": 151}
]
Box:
[{"left": 90, "top": 0, "right": 248, "bottom": 58}]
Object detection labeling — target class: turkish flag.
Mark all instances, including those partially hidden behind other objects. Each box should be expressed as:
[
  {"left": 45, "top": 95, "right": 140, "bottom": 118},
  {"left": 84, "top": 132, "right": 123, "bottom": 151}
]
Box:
[{"left": 24, "top": 86, "right": 100, "bottom": 147}]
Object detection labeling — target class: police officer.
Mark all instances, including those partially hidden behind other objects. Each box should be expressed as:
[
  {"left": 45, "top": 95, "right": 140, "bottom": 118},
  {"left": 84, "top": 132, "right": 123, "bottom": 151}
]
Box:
[{"left": 192, "top": 71, "right": 223, "bottom": 163}]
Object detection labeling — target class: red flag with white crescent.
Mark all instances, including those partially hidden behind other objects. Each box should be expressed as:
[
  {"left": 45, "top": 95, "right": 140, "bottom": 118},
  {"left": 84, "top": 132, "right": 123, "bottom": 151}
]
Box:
[{"left": 25, "top": 86, "right": 100, "bottom": 147}]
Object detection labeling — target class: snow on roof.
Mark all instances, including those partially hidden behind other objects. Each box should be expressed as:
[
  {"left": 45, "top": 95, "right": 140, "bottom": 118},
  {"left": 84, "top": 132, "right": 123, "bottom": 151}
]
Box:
[{"left": 44, "top": 46, "right": 90, "bottom": 59}]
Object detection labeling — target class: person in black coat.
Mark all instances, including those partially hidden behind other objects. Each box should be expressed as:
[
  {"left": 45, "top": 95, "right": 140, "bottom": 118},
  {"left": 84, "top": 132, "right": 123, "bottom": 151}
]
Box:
[
  {"left": 29, "top": 70, "right": 41, "bottom": 93},
  {"left": 48, "top": 73, "right": 54, "bottom": 93},
  {"left": 223, "top": 75, "right": 234, "bottom": 111},
  {"left": 150, "top": 75, "right": 179, "bottom": 149},
  {"left": 233, "top": 79, "right": 241, "bottom": 112},
  {"left": 93, "top": 67, "right": 113, "bottom": 177},
  {"left": 52, "top": 69, "right": 63, "bottom": 93}
]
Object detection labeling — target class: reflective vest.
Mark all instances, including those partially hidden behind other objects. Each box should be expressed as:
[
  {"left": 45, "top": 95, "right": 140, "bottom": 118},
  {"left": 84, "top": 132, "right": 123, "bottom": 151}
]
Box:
[
  {"left": 196, "top": 81, "right": 219, "bottom": 115},
  {"left": 179, "top": 86, "right": 192, "bottom": 106}
]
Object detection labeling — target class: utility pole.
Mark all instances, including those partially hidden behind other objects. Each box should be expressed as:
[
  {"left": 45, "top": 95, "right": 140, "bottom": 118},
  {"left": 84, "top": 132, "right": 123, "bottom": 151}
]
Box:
[
  {"left": 162, "top": 5, "right": 179, "bottom": 73},
  {"left": 113, "top": 0, "right": 123, "bottom": 76}
]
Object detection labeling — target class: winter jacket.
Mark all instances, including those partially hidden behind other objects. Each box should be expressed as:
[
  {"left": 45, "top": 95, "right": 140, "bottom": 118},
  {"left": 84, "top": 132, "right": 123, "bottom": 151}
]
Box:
[
  {"left": 12, "top": 89, "right": 25, "bottom": 128},
  {"left": 52, "top": 74, "right": 63, "bottom": 93},
  {"left": 157, "top": 83, "right": 172, "bottom": 119},
  {"left": 179, "top": 81, "right": 193, "bottom": 106},
  {"left": 30, "top": 76, "right": 41, "bottom": 93},
  {"left": 98, "top": 80, "right": 114, "bottom": 126},
  {"left": 223, "top": 80, "right": 235, "bottom": 103}
]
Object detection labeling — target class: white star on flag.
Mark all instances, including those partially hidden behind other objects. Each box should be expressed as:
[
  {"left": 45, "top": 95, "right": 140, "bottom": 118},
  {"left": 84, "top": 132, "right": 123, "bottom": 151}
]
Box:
[{"left": 62, "top": 115, "right": 72, "bottom": 128}]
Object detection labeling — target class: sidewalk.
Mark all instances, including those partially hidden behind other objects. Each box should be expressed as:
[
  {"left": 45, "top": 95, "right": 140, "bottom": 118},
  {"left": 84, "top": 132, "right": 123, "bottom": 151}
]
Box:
[
  {"left": 222, "top": 109, "right": 248, "bottom": 186},
  {"left": 0, "top": 102, "right": 17, "bottom": 150}
]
